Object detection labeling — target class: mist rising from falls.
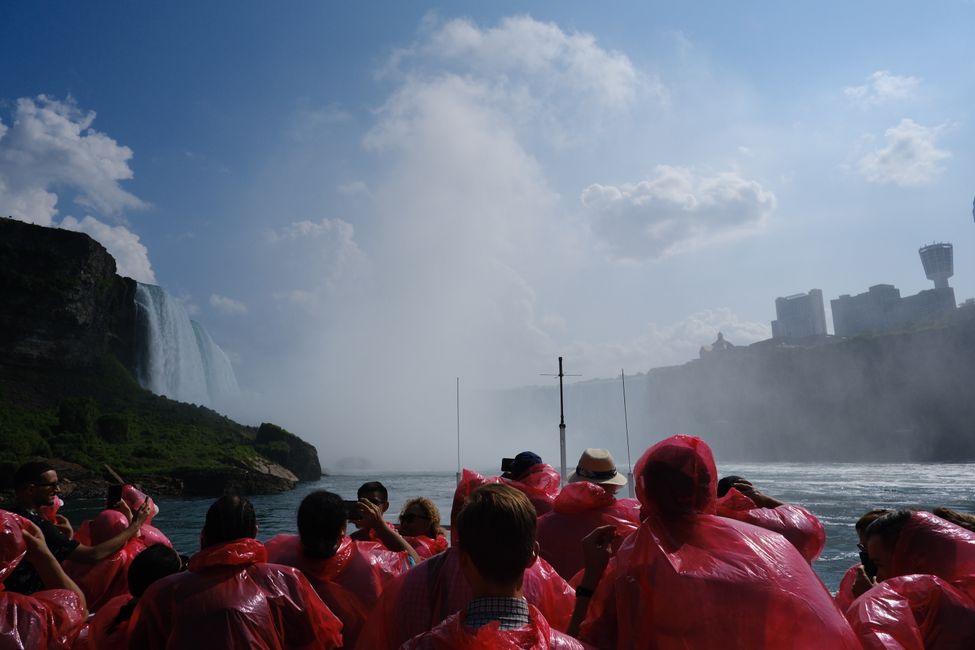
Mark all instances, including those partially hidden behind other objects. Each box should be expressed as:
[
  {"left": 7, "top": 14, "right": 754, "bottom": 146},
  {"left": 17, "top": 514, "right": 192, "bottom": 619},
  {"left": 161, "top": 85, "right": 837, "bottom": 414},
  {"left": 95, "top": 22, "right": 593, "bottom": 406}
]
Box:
[{"left": 134, "top": 283, "right": 239, "bottom": 407}]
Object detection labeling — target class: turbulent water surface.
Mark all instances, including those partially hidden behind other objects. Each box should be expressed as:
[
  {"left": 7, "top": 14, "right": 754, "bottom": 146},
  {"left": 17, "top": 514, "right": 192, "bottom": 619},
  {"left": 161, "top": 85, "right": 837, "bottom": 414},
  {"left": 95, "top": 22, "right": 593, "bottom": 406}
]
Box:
[{"left": 64, "top": 462, "right": 975, "bottom": 592}]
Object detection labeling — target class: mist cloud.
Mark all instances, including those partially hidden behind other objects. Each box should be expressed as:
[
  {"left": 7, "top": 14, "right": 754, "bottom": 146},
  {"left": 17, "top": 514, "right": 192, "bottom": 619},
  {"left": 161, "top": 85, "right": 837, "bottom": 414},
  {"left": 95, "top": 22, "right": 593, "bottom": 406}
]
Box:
[{"left": 581, "top": 165, "right": 777, "bottom": 260}]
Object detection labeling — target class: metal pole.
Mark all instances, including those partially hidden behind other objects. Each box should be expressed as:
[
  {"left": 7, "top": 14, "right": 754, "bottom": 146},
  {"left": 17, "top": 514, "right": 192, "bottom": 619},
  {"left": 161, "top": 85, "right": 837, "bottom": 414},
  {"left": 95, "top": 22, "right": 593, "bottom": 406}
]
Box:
[
  {"left": 456, "top": 377, "right": 461, "bottom": 485},
  {"left": 621, "top": 369, "right": 634, "bottom": 497},
  {"left": 558, "top": 357, "right": 567, "bottom": 483}
]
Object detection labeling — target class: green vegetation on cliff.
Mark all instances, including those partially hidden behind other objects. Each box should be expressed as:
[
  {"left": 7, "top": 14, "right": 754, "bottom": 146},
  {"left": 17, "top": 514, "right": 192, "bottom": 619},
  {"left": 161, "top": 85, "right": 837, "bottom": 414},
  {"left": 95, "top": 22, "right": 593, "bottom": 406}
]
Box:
[{"left": 0, "top": 355, "right": 298, "bottom": 491}]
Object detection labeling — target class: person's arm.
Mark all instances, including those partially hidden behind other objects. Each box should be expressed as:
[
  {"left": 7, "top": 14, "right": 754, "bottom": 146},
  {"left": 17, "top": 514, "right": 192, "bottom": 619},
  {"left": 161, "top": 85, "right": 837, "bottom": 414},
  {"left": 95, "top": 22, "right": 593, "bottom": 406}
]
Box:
[
  {"left": 567, "top": 525, "right": 618, "bottom": 638},
  {"left": 732, "top": 481, "right": 784, "bottom": 509},
  {"left": 22, "top": 520, "right": 87, "bottom": 612},
  {"left": 68, "top": 498, "right": 150, "bottom": 563},
  {"left": 358, "top": 499, "right": 421, "bottom": 565}
]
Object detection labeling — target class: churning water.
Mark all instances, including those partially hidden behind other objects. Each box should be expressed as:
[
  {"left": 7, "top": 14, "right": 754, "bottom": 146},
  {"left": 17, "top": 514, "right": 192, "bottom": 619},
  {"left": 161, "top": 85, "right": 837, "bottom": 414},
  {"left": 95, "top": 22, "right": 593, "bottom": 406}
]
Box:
[{"left": 63, "top": 462, "right": 975, "bottom": 592}]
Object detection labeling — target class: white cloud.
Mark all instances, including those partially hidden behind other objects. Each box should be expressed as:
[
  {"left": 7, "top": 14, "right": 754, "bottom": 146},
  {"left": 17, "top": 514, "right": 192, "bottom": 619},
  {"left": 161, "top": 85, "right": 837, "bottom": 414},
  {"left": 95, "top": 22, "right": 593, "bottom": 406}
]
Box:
[
  {"left": 209, "top": 293, "right": 248, "bottom": 315},
  {"left": 266, "top": 217, "right": 370, "bottom": 303},
  {"left": 845, "top": 70, "right": 920, "bottom": 109},
  {"left": 856, "top": 118, "right": 951, "bottom": 187},
  {"left": 381, "top": 15, "right": 661, "bottom": 147},
  {"left": 0, "top": 96, "right": 144, "bottom": 225},
  {"left": 581, "top": 165, "right": 777, "bottom": 260},
  {"left": 59, "top": 215, "right": 156, "bottom": 283}
]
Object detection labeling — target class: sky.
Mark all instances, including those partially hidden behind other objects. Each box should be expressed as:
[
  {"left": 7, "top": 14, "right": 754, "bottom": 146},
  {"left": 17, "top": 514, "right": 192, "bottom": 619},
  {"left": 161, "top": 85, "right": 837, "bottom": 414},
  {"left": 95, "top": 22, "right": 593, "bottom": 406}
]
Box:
[{"left": 3, "top": 1, "right": 974, "bottom": 469}]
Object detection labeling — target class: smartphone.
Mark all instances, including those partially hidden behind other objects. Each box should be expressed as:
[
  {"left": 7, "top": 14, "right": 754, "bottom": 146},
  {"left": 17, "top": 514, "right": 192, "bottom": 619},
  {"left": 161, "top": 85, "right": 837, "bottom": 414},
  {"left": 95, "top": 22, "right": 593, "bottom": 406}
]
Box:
[
  {"left": 106, "top": 484, "right": 124, "bottom": 509},
  {"left": 501, "top": 457, "right": 515, "bottom": 473},
  {"left": 859, "top": 550, "right": 878, "bottom": 578},
  {"left": 344, "top": 500, "right": 363, "bottom": 521}
]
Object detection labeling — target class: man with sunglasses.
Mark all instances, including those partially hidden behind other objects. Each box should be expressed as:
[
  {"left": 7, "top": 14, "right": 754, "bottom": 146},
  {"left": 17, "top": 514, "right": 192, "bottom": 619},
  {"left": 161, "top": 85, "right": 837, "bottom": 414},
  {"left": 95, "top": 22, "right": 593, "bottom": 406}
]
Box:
[{"left": 2, "top": 461, "right": 149, "bottom": 595}]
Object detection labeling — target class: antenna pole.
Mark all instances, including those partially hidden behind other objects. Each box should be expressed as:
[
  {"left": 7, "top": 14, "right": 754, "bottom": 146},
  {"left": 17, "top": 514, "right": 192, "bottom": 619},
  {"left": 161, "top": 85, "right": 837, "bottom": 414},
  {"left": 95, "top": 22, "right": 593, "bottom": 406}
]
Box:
[
  {"left": 621, "top": 369, "right": 634, "bottom": 497},
  {"left": 558, "top": 357, "right": 567, "bottom": 484},
  {"left": 456, "top": 377, "right": 461, "bottom": 485},
  {"left": 541, "top": 357, "right": 580, "bottom": 486}
]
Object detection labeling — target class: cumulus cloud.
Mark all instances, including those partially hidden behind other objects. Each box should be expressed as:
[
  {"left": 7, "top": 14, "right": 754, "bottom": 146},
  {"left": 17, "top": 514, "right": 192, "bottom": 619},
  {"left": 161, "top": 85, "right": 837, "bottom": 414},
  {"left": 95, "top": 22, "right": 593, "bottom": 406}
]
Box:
[
  {"left": 857, "top": 118, "right": 951, "bottom": 187},
  {"left": 382, "top": 15, "right": 660, "bottom": 146},
  {"left": 845, "top": 70, "right": 920, "bottom": 108},
  {"left": 209, "top": 293, "right": 248, "bottom": 315},
  {"left": 581, "top": 165, "right": 777, "bottom": 260},
  {"left": 59, "top": 215, "right": 155, "bottom": 283},
  {"left": 0, "top": 96, "right": 144, "bottom": 225}
]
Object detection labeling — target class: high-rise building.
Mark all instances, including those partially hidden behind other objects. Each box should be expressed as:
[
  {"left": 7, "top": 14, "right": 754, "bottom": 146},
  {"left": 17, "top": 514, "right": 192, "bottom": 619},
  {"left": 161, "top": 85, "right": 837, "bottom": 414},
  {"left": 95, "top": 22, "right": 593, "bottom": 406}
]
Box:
[
  {"left": 831, "top": 284, "right": 955, "bottom": 337},
  {"left": 919, "top": 243, "right": 953, "bottom": 289},
  {"left": 771, "top": 289, "right": 827, "bottom": 339}
]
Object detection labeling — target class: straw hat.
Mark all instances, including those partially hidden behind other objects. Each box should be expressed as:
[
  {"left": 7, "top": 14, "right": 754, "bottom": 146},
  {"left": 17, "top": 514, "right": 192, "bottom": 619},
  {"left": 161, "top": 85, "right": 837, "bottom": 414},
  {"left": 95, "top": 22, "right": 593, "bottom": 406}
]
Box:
[{"left": 567, "top": 448, "right": 627, "bottom": 486}]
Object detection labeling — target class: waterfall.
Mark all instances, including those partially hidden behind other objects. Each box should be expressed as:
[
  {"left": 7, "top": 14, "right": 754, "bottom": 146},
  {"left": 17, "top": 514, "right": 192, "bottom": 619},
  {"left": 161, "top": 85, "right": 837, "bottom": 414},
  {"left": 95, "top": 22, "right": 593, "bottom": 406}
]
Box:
[{"left": 134, "top": 283, "right": 240, "bottom": 407}]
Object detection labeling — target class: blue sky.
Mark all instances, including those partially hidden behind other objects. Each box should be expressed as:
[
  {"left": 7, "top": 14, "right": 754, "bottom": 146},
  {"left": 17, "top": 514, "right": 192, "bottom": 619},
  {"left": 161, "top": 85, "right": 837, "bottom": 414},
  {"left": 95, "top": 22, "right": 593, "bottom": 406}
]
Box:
[{"left": 3, "top": 2, "right": 974, "bottom": 465}]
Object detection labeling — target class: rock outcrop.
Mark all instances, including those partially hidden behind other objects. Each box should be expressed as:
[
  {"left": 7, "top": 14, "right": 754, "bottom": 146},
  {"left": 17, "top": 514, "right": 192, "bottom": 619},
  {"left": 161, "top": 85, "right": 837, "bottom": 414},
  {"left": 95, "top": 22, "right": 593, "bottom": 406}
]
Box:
[{"left": 254, "top": 422, "right": 323, "bottom": 481}]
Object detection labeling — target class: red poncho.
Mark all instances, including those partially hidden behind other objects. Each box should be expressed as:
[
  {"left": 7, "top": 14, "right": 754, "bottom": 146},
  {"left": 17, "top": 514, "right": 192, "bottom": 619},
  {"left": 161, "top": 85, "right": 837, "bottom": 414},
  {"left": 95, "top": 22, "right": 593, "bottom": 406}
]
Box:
[
  {"left": 580, "top": 435, "right": 860, "bottom": 650},
  {"left": 537, "top": 482, "right": 640, "bottom": 580},
  {"left": 886, "top": 511, "right": 975, "bottom": 599},
  {"left": 401, "top": 604, "right": 591, "bottom": 649},
  {"left": 83, "top": 593, "right": 130, "bottom": 650},
  {"left": 715, "top": 487, "right": 826, "bottom": 562},
  {"left": 846, "top": 573, "right": 975, "bottom": 649},
  {"left": 121, "top": 485, "right": 172, "bottom": 548},
  {"left": 64, "top": 510, "right": 148, "bottom": 611},
  {"left": 357, "top": 547, "right": 575, "bottom": 648},
  {"left": 0, "top": 511, "right": 85, "bottom": 650},
  {"left": 265, "top": 533, "right": 409, "bottom": 648},
  {"left": 451, "top": 466, "right": 561, "bottom": 541},
  {"left": 405, "top": 533, "right": 449, "bottom": 559},
  {"left": 127, "top": 537, "right": 343, "bottom": 649},
  {"left": 835, "top": 563, "right": 862, "bottom": 613}
]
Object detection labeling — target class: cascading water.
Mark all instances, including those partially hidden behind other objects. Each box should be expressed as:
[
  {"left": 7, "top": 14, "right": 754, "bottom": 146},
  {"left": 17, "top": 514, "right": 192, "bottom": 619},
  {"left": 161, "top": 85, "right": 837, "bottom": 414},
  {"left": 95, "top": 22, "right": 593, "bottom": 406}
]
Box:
[{"left": 134, "top": 283, "right": 240, "bottom": 407}]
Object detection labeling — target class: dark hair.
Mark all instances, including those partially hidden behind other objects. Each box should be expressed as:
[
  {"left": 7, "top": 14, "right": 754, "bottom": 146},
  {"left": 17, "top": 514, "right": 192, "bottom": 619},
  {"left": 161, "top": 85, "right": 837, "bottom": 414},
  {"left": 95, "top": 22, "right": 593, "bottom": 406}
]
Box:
[
  {"left": 716, "top": 475, "right": 744, "bottom": 498},
  {"left": 297, "top": 490, "right": 346, "bottom": 559},
  {"left": 110, "top": 544, "right": 183, "bottom": 632},
  {"left": 13, "top": 461, "right": 54, "bottom": 489},
  {"left": 202, "top": 495, "right": 257, "bottom": 548},
  {"left": 855, "top": 509, "right": 890, "bottom": 535},
  {"left": 866, "top": 509, "right": 914, "bottom": 549},
  {"left": 456, "top": 484, "right": 536, "bottom": 585},
  {"left": 357, "top": 481, "right": 388, "bottom": 502}
]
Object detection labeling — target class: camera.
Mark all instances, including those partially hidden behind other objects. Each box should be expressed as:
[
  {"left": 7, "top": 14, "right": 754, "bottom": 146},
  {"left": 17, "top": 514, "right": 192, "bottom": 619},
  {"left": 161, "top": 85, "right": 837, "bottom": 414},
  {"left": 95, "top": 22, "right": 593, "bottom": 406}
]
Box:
[
  {"left": 501, "top": 457, "right": 515, "bottom": 473},
  {"left": 344, "top": 500, "right": 363, "bottom": 521}
]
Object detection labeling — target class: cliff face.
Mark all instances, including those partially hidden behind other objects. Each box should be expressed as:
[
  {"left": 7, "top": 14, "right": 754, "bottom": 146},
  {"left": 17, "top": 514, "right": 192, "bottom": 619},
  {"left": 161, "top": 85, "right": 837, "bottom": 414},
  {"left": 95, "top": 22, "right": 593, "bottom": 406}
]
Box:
[
  {"left": 0, "top": 217, "right": 139, "bottom": 375},
  {"left": 0, "top": 217, "right": 322, "bottom": 495},
  {"left": 492, "top": 315, "right": 975, "bottom": 462},
  {"left": 638, "top": 317, "right": 975, "bottom": 461}
]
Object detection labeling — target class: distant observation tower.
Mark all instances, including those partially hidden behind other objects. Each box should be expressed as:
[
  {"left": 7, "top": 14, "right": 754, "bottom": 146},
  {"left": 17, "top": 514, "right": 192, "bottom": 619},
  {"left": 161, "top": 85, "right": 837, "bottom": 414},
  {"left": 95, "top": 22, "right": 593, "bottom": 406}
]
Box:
[{"left": 919, "top": 242, "right": 954, "bottom": 289}]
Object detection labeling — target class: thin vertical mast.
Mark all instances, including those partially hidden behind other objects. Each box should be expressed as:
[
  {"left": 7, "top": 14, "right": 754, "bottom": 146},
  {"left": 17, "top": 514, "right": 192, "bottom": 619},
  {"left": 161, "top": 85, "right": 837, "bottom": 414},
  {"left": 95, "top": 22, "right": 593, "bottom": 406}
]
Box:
[
  {"left": 456, "top": 377, "right": 461, "bottom": 485},
  {"left": 621, "top": 369, "right": 634, "bottom": 497}
]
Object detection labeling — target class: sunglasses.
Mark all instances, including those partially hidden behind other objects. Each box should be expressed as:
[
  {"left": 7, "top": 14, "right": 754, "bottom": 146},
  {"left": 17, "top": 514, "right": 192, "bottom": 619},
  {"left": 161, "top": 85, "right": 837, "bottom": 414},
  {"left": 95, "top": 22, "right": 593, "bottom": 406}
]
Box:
[
  {"left": 32, "top": 480, "right": 60, "bottom": 488},
  {"left": 400, "top": 513, "right": 431, "bottom": 524}
]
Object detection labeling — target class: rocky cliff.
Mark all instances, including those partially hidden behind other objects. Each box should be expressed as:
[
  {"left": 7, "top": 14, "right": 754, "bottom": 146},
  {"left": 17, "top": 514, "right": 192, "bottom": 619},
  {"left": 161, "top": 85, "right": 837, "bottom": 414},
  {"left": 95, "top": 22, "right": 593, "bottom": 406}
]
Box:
[
  {"left": 492, "top": 314, "right": 975, "bottom": 462},
  {"left": 0, "top": 217, "right": 322, "bottom": 495}
]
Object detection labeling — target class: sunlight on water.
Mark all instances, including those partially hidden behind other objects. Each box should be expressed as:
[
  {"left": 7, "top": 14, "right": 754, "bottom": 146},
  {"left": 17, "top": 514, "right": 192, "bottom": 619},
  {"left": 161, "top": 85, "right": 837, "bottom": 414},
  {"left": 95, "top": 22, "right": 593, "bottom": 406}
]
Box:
[{"left": 63, "top": 463, "right": 975, "bottom": 592}]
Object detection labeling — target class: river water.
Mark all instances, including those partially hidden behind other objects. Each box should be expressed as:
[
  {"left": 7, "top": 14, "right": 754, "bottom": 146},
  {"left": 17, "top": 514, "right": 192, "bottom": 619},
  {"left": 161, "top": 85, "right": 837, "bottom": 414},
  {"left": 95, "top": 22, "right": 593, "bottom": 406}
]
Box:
[{"left": 62, "top": 462, "right": 975, "bottom": 592}]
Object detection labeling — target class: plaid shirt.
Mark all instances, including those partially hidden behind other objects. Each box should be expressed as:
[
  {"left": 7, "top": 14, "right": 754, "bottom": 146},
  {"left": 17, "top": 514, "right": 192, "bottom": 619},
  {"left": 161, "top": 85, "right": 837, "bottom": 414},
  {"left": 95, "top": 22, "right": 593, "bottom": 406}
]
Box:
[{"left": 464, "top": 596, "right": 531, "bottom": 631}]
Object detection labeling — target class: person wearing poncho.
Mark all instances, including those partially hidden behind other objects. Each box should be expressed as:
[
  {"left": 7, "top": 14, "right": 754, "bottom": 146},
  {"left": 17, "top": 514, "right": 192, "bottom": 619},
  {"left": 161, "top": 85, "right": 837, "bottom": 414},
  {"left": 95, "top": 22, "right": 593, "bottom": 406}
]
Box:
[
  {"left": 401, "top": 484, "right": 588, "bottom": 649},
  {"left": 127, "top": 495, "right": 343, "bottom": 650},
  {"left": 577, "top": 435, "right": 860, "bottom": 649}
]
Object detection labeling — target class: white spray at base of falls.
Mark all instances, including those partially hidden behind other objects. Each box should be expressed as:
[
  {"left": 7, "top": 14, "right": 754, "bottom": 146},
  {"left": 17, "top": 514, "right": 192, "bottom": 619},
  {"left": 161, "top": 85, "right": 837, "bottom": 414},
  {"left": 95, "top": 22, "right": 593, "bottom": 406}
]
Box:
[{"left": 134, "top": 283, "right": 240, "bottom": 407}]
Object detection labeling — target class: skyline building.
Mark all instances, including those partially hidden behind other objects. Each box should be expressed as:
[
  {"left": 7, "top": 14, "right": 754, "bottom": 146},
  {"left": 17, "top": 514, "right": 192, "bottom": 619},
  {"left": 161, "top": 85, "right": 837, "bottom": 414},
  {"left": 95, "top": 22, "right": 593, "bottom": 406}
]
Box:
[
  {"left": 771, "top": 289, "right": 827, "bottom": 339},
  {"left": 919, "top": 243, "right": 953, "bottom": 289}
]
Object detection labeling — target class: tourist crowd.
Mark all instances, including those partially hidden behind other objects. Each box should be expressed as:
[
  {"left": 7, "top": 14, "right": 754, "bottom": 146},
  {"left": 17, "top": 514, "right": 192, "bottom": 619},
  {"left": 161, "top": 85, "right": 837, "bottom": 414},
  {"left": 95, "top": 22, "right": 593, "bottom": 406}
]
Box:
[{"left": 3, "top": 436, "right": 975, "bottom": 648}]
